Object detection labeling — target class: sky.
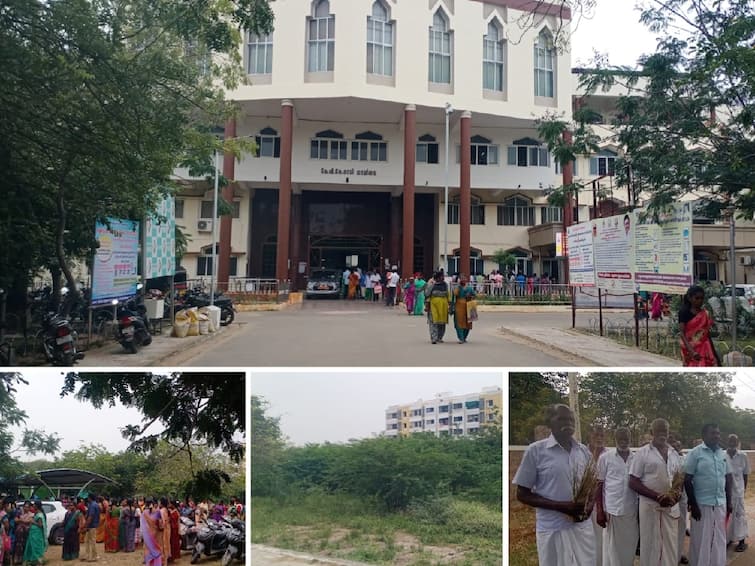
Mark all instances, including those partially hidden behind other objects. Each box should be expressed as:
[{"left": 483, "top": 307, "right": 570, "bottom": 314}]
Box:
[
  {"left": 570, "top": 0, "right": 661, "bottom": 68},
  {"left": 251, "top": 371, "right": 503, "bottom": 446},
  {"left": 9, "top": 372, "right": 155, "bottom": 461}
]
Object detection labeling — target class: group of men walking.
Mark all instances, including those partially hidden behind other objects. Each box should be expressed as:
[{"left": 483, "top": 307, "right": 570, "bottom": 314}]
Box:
[{"left": 514, "top": 404, "right": 750, "bottom": 566}]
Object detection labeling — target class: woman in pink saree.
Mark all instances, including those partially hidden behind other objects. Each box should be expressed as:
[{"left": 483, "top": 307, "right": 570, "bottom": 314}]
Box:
[
  {"left": 403, "top": 276, "right": 416, "bottom": 314},
  {"left": 140, "top": 501, "right": 163, "bottom": 566},
  {"left": 679, "top": 285, "right": 720, "bottom": 366}
]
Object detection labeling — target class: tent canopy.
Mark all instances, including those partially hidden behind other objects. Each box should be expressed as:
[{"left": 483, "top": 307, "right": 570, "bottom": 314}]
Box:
[{"left": 0, "top": 468, "right": 118, "bottom": 497}]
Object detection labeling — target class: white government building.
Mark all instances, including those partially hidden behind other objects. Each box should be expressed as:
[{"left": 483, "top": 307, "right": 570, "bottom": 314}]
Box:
[{"left": 175, "top": 0, "right": 755, "bottom": 290}]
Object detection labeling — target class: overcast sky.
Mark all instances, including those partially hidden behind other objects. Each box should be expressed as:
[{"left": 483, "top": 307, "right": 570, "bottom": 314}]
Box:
[
  {"left": 9, "top": 371, "right": 156, "bottom": 461},
  {"left": 571, "top": 0, "right": 661, "bottom": 68},
  {"left": 251, "top": 371, "right": 503, "bottom": 446}
]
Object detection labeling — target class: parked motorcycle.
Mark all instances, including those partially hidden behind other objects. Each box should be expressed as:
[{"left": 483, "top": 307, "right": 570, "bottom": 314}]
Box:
[
  {"left": 179, "top": 515, "right": 198, "bottom": 551},
  {"left": 177, "top": 288, "right": 236, "bottom": 326},
  {"left": 190, "top": 518, "right": 230, "bottom": 564},
  {"left": 37, "top": 312, "right": 84, "bottom": 366},
  {"left": 115, "top": 297, "right": 152, "bottom": 354},
  {"left": 221, "top": 519, "right": 244, "bottom": 566}
]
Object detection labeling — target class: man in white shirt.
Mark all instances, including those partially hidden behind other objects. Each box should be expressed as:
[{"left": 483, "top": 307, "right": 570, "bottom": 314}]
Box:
[
  {"left": 513, "top": 404, "right": 596, "bottom": 566},
  {"left": 387, "top": 266, "right": 400, "bottom": 306},
  {"left": 596, "top": 427, "right": 638, "bottom": 566},
  {"left": 726, "top": 433, "right": 749, "bottom": 552},
  {"left": 628, "top": 418, "right": 683, "bottom": 566}
]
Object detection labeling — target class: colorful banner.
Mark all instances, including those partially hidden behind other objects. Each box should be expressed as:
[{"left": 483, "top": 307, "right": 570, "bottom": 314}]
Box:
[
  {"left": 566, "top": 222, "right": 595, "bottom": 287},
  {"left": 593, "top": 213, "right": 635, "bottom": 293},
  {"left": 634, "top": 203, "right": 693, "bottom": 294},
  {"left": 91, "top": 218, "right": 140, "bottom": 305},
  {"left": 144, "top": 195, "right": 176, "bottom": 280}
]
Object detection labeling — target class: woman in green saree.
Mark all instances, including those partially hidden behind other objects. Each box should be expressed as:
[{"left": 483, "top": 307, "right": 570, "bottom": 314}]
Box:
[
  {"left": 413, "top": 274, "right": 427, "bottom": 316},
  {"left": 452, "top": 275, "right": 476, "bottom": 343},
  {"left": 22, "top": 503, "right": 47, "bottom": 565}
]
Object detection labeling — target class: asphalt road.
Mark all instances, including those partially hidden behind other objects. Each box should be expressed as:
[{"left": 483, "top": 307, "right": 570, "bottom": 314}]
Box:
[{"left": 173, "top": 300, "right": 578, "bottom": 367}]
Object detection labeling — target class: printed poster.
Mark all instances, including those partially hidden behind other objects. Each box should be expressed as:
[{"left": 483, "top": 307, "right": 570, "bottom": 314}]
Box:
[
  {"left": 91, "top": 218, "right": 140, "bottom": 305},
  {"left": 633, "top": 202, "right": 694, "bottom": 294},
  {"left": 566, "top": 222, "right": 595, "bottom": 287},
  {"left": 145, "top": 195, "right": 176, "bottom": 279},
  {"left": 593, "top": 213, "right": 635, "bottom": 292}
]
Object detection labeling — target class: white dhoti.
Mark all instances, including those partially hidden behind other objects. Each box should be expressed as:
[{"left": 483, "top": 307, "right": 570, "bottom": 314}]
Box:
[
  {"left": 639, "top": 500, "right": 679, "bottom": 566},
  {"left": 536, "top": 520, "right": 596, "bottom": 566},
  {"left": 603, "top": 510, "right": 638, "bottom": 566},
  {"left": 678, "top": 491, "right": 688, "bottom": 562},
  {"left": 727, "top": 494, "right": 748, "bottom": 542},
  {"left": 592, "top": 509, "right": 604, "bottom": 566},
  {"left": 690, "top": 504, "right": 726, "bottom": 566}
]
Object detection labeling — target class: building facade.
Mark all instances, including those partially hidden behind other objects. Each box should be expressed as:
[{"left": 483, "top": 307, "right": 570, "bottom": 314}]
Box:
[
  {"left": 175, "top": 0, "right": 755, "bottom": 289},
  {"left": 385, "top": 386, "right": 502, "bottom": 437}
]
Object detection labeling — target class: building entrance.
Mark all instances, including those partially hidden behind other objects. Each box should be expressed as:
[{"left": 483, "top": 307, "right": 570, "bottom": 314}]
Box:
[{"left": 309, "top": 235, "right": 383, "bottom": 271}]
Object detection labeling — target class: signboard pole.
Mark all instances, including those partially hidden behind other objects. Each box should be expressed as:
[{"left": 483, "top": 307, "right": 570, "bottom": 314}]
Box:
[
  {"left": 571, "top": 288, "right": 576, "bottom": 329},
  {"left": 634, "top": 293, "right": 640, "bottom": 347},
  {"left": 598, "top": 288, "right": 603, "bottom": 336}
]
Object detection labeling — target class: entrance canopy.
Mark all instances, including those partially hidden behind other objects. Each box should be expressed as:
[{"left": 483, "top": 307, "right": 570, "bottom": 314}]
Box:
[{"left": 0, "top": 468, "right": 118, "bottom": 498}]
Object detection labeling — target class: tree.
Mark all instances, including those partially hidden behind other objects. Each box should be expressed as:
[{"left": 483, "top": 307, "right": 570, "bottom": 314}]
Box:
[
  {"left": 251, "top": 395, "right": 285, "bottom": 497},
  {"left": 62, "top": 372, "right": 244, "bottom": 494},
  {"left": 509, "top": 372, "right": 567, "bottom": 444},
  {"left": 0, "top": 0, "right": 272, "bottom": 309},
  {"left": 549, "top": 0, "right": 755, "bottom": 217},
  {"left": 491, "top": 249, "right": 516, "bottom": 273}
]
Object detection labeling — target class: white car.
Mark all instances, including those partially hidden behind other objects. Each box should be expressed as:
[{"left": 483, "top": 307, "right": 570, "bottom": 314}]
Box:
[{"left": 723, "top": 285, "right": 755, "bottom": 313}]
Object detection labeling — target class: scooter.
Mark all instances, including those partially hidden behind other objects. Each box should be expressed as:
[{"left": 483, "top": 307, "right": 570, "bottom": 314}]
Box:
[
  {"left": 221, "top": 519, "right": 244, "bottom": 566},
  {"left": 115, "top": 298, "right": 152, "bottom": 354},
  {"left": 37, "top": 312, "right": 84, "bottom": 366},
  {"left": 179, "top": 515, "right": 198, "bottom": 550},
  {"left": 190, "top": 518, "right": 230, "bottom": 564}
]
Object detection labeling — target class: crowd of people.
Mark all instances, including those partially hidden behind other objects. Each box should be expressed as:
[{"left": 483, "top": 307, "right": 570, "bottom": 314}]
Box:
[
  {"left": 514, "top": 404, "right": 749, "bottom": 566},
  {"left": 0, "top": 494, "right": 244, "bottom": 566}
]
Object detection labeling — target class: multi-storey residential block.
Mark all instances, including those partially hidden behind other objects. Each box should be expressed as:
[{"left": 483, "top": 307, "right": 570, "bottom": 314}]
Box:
[{"left": 385, "top": 386, "right": 502, "bottom": 437}]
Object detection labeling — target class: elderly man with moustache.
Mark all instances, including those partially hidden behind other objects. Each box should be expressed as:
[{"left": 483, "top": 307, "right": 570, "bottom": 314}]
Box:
[
  {"left": 726, "top": 433, "right": 749, "bottom": 552},
  {"left": 513, "top": 404, "right": 596, "bottom": 566},
  {"left": 684, "top": 423, "right": 732, "bottom": 566},
  {"left": 595, "top": 427, "right": 638, "bottom": 566},
  {"left": 628, "top": 418, "right": 683, "bottom": 566}
]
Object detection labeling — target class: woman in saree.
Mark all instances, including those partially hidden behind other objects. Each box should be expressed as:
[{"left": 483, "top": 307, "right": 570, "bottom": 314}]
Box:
[
  {"left": 104, "top": 499, "right": 120, "bottom": 552},
  {"left": 347, "top": 269, "right": 360, "bottom": 300},
  {"left": 61, "top": 502, "right": 83, "bottom": 561},
  {"left": 679, "top": 285, "right": 720, "bottom": 366},
  {"left": 403, "top": 277, "right": 415, "bottom": 314},
  {"left": 133, "top": 500, "right": 142, "bottom": 550},
  {"left": 452, "top": 275, "right": 476, "bottom": 343},
  {"left": 95, "top": 497, "right": 107, "bottom": 544},
  {"left": 13, "top": 504, "right": 32, "bottom": 566},
  {"left": 167, "top": 502, "right": 180, "bottom": 563},
  {"left": 159, "top": 499, "right": 171, "bottom": 566},
  {"left": 22, "top": 503, "right": 46, "bottom": 566},
  {"left": 413, "top": 274, "right": 426, "bottom": 316},
  {"left": 425, "top": 271, "right": 450, "bottom": 344},
  {"left": 140, "top": 501, "right": 162, "bottom": 566}
]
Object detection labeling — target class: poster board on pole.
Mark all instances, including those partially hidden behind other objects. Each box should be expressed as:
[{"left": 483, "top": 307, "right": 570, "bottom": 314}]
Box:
[
  {"left": 144, "top": 195, "right": 176, "bottom": 280},
  {"left": 91, "top": 218, "right": 140, "bottom": 305},
  {"left": 593, "top": 213, "right": 635, "bottom": 292},
  {"left": 566, "top": 222, "right": 595, "bottom": 286},
  {"left": 633, "top": 203, "right": 694, "bottom": 294}
]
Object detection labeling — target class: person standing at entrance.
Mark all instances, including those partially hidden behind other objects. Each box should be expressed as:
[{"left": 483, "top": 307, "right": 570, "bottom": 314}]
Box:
[
  {"left": 84, "top": 494, "right": 100, "bottom": 562},
  {"left": 347, "top": 269, "right": 360, "bottom": 300},
  {"left": 726, "top": 433, "right": 749, "bottom": 552},
  {"left": 386, "top": 266, "right": 399, "bottom": 306},
  {"left": 403, "top": 276, "right": 416, "bottom": 314},
  {"left": 425, "top": 271, "right": 450, "bottom": 344},
  {"left": 364, "top": 271, "right": 374, "bottom": 301},
  {"left": 684, "top": 423, "right": 732, "bottom": 566},
  {"left": 341, "top": 268, "right": 350, "bottom": 299}
]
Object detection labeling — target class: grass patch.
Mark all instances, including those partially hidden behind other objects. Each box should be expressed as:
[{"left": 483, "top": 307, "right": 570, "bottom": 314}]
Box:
[
  {"left": 508, "top": 499, "right": 538, "bottom": 566},
  {"left": 252, "top": 492, "right": 502, "bottom": 565}
]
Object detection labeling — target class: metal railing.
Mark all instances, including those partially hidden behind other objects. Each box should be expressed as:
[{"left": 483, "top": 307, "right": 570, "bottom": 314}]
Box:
[{"left": 185, "top": 277, "right": 289, "bottom": 303}]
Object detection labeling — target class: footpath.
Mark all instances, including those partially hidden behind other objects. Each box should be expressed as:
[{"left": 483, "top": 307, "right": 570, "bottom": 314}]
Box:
[{"left": 251, "top": 545, "right": 371, "bottom": 566}]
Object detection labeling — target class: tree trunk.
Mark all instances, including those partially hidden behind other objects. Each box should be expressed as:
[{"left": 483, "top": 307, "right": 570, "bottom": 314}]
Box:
[{"left": 55, "top": 185, "right": 80, "bottom": 317}]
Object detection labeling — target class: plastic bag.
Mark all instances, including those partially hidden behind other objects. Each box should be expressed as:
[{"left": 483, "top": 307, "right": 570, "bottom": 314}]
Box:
[{"left": 467, "top": 299, "right": 479, "bottom": 322}]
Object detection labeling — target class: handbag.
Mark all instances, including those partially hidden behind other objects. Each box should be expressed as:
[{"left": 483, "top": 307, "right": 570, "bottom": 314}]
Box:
[{"left": 467, "top": 299, "right": 479, "bottom": 322}]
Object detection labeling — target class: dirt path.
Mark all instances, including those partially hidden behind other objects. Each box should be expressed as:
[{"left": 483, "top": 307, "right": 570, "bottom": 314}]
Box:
[{"left": 39, "top": 543, "right": 219, "bottom": 566}]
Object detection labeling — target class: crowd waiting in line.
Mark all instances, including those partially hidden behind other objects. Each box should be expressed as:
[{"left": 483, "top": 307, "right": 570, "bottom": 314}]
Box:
[
  {"left": 0, "top": 494, "right": 244, "bottom": 566},
  {"left": 340, "top": 266, "right": 559, "bottom": 303},
  {"left": 514, "top": 404, "right": 749, "bottom": 566}
]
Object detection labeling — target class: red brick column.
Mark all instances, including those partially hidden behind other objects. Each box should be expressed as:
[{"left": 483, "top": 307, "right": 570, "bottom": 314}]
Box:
[
  {"left": 276, "top": 100, "right": 294, "bottom": 283},
  {"left": 218, "top": 118, "right": 236, "bottom": 291},
  {"left": 459, "top": 111, "right": 472, "bottom": 278},
  {"left": 402, "top": 104, "right": 416, "bottom": 278}
]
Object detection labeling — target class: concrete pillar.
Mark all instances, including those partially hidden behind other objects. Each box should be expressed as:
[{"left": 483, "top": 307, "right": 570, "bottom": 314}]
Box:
[
  {"left": 402, "top": 104, "right": 416, "bottom": 279},
  {"left": 276, "top": 100, "right": 294, "bottom": 282},
  {"left": 390, "top": 196, "right": 401, "bottom": 271},
  {"left": 459, "top": 111, "right": 472, "bottom": 278},
  {"left": 218, "top": 118, "right": 236, "bottom": 291},
  {"left": 562, "top": 130, "right": 575, "bottom": 284}
]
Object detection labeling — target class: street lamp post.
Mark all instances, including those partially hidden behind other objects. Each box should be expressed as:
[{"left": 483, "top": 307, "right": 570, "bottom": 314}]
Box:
[
  {"left": 728, "top": 205, "right": 736, "bottom": 351},
  {"left": 444, "top": 103, "right": 453, "bottom": 272},
  {"left": 210, "top": 148, "right": 219, "bottom": 307}
]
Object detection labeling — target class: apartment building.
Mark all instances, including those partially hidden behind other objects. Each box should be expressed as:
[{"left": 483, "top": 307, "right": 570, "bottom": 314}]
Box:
[{"left": 385, "top": 386, "right": 502, "bottom": 438}]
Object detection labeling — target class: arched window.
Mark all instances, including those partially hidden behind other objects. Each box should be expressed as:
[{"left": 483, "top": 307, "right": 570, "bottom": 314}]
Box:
[
  {"left": 367, "top": 1, "right": 393, "bottom": 76},
  {"left": 308, "top": 0, "right": 335, "bottom": 72},
  {"left": 429, "top": 9, "right": 451, "bottom": 84},
  {"left": 498, "top": 196, "right": 535, "bottom": 226},
  {"left": 483, "top": 21, "right": 504, "bottom": 91},
  {"left": 534, "top": 29, "right": 554, "bottom": 97}
]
